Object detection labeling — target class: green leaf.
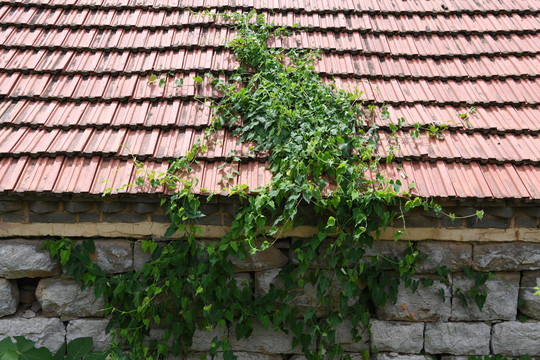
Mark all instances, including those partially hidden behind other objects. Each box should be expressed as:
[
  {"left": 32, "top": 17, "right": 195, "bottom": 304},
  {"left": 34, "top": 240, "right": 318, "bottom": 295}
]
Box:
[{"left": 65, "top": 337, "right": 93, "bottom": 360}]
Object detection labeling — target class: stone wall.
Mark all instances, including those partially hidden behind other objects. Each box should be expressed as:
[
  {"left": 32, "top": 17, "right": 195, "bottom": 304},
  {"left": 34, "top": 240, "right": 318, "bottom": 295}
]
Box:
[{"left": 0, "top": 195, "right": 539, "bottom": 358}]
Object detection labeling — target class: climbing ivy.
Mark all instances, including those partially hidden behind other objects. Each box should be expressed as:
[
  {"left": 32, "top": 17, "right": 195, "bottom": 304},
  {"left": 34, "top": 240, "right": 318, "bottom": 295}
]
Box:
[{"left": 44, "top": 12, "right": 483, "bottom": 360}]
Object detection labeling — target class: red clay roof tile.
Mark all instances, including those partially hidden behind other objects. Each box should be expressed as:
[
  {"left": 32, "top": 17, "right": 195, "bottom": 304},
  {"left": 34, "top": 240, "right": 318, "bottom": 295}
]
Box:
[{"left": 0, "top": 0, "right": 539, "bottom": 198}]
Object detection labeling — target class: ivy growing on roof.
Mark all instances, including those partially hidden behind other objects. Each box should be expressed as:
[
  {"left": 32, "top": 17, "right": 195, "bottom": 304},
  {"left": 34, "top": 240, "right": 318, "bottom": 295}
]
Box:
[{"left": 44, "top": 11, "right": 482, "bottom": 360}]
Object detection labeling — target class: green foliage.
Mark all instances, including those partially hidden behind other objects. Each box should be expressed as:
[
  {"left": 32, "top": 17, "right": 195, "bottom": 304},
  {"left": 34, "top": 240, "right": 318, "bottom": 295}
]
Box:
[
  {"left": 44, "top": 11, "right": 485, "bottom": 360},
  {"left": 453, "top": 266, "right": 494, "bottom": 311},
  {"left": 0, "top": 337, "right": 107, "bottom": 360},
  {"left": 41, "top": 238, "right": 107, "bottom": 298}
]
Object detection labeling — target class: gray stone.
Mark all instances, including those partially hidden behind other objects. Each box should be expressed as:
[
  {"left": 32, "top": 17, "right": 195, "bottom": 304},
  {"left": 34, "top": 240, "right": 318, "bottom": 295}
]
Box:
[
  {"left": 254, "top": 269, "right": 342, "bottom": 314},
  {"left": 63, "top": 201, "right": 94, "bottom": 213},
  {"left": 364, "top": 241, "right": 409, "bottom": 260},
  {"left": 29, "top": 201, "right": 59, "bottom": 214},
  {"left": 377, "top": 277, "right": 451, "bottom": 321},
  {"left": 416, "top": 241, "right": 472, "bottom": 272},
  {"left": 67, "top": 319, "right": 111, "bottom": 351},
  {"left": 150, "top": 325, "right": 226, "bottom": 352},
  {"left": 79, "top": 213, "right": 100, "bottom": 222},
  {"left": 0, "top": 240, "right": 59, "bottom": 278},
  {"left": 29, "top": 212, "right": 77, "bottom": 223},
  {"left": 22, "top": 310, "right": 36, "bottom": 318},
  {"left": 376, "top": 354, "right": 434, "bottom": 360},
  {"left": 0, "top": 318, "right": 65, "bottom": 352},
  {"left": 97, "top": 201, "right": 126, "bottom": 213},
  {"left": 130, "top": 202, "right": 159, "bottom": 214},
  {"left": 133, "top": 241, "right": 155, "bottom": 271},
  {"left": 424, "top": 322, "right": 490, "bottom": 355},
  {"left": 485, "top": 207, "right": 514, "bottom": 218},
  {"left": 234, "top": 273, "right": 252, "bottom": 292},
  {"left": 451, "top": 272, "right": 519, "bottom": 321},
  {"left": 491, "top": 321, "right": 540, "bottom": 356},
  {"left": 35, "top": 278, "right": 104, "bottom": 319},
  {"left": 231, "top": 246, "right": 288, "bottom": 272},
  {"left": 370, "top": 320, "right": 424, "bottom": 353},
  {"left": 3, "top": 210, "right": 27, "bottom": 222},
  {"left": 191, "top": 326, "right": 227, "bottom": 352},
  {"left": 334, "top": 320, "right": 370, "bottom": 352},
  {"left": 230, "top": 321, "right": 309, "bottom": 354},
  {"left": 467, "top": 215, "right": 510, "bottom": 229},
  {"left": 0, "top": 200, "right": 23, "bottom": 212},
  {"left": 103, "top": 212, "right": 146, "bottom": 223},
  {"left": 0, "top": 279, "right": 18, "bottom": 317},
  {"left": 254, "top": 269, "right": 282, "bottom": 296},
  {"left": 92, "top": 240, "right": 133, "bottom": 274},
  {"left": 519, "top": 270, "right": 540, "bottom": 320},
  {"left": 440, "top": 357, "right": 469, "bottom": 360},
  {"left": 473, "top": 242, "right": 540, "bottom": 271}
]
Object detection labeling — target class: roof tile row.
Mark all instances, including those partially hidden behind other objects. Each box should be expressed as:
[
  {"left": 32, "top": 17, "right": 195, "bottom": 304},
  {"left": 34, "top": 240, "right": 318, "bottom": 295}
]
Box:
[
  {"left": 3, "top": 72, "right": 538, "bottom": 105},
  {"left": 2, "top": 7, "right": 538, "bottom": 34},
  {"left": 2, "top": 100, "right": 537, "bottom": 133},
  {"left": 2, "top": 0, "right": 538, "bottom": 13},
  {"left": 1, "top": 155, "right": 538, "bottom": 199},
  {"left": 2, "top": 126, "right": 539, "bottom": 164},
  {"left": 2, "top": 27, "right": 539, "bottom": 57},
  {"left": 2, "top": 49, "right": 538, "bottom": 80}
]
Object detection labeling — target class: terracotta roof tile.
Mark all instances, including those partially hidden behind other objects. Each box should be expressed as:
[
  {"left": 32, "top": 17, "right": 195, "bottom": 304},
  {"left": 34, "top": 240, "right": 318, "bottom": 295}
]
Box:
[{"left": 0, "top": 0, "right": 539, "bottom": 199}]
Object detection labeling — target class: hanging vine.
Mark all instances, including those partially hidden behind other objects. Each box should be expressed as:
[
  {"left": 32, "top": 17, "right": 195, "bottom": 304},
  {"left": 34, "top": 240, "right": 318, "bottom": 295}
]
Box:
[{"left": 44, "top": 12, "right": 483, "bottom": 360}]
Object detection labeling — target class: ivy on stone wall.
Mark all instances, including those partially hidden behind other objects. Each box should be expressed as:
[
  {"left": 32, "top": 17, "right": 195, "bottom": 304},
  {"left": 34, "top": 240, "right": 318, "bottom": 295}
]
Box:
[{"left": 44, "top": 12, "right": 483, "bottom": 360}]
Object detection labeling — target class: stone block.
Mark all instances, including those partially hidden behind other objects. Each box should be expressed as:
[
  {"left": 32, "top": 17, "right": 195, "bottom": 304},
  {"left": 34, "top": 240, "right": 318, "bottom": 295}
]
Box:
[
  {"left": 197, "top": 214, "right": 222, "bottom": 226},
  {"left": 424, "top": 322, "right": 490, "bottom": 355},
  {"left": 3, "top": 210, "right": 27, "bottom": 223},
  {"left": 364, "top": 240, "right": 409, "bottom": 260},
  {"left": 485, "top": 207, "right": 514, "bottom": 218},
  {"left": 519, "top": 270, "right": 540, "bottom": 320},
  {"left": 29, "top": 212, "right": 77, "bottom": 223},
  {"left": 97, "top": 201, "right": 126, "bottom": 213},
  {"left": 230, "top": 321, "right": 310, "bottom": 354},
  {"left": 0, "top": 200, "right": 23, "bottom": 212},
  {"left": 92, "top": 240, "right": 133, "bottom": 274},
  {"left": 191, "top": 325, "right": 227, "bottom": 351},
  {"left": 63, "top": 201, "right": 94, "bottom": 213},
  {"left": 234, "top": 273, "right": 252, "bottom": 292},
  {"left": 36, "top": 278, "right": 104, "bottom": 319},
  {"left": 334, "top": 320, "right": 370, "bottom": 352},
  {"left": 467, "top": 215, "right": 510, "bottom": 229},
  {"left": 254, "top": 269, "right": 346, "bottom": 314},
  {"left": 0, "top": 318, "right": 65, "bottom": 352},
  {"left": 103, "top": 212, "right": 146, "bottom": 223},
  {"left": 231, "top": 246, "right": 288, "bottom": 272},
  {"left": 416, "top": 241, "right": 472, "bottom": 272},
  {"left": 377, "top": 277, "right": 451, "bottom": 322},
  {"left": 151, "top": 214, "right": 171, "bottom": 223},
  {"left": 66, "top": 319, "right": 111, "bottom": 351},
  {"left": 451, "top": 272, "right": 519, "bottom": 321},
  {"left": 514, "top": 215, "right": 538, "bottom": 229},
  {"left": 376, "top": 354, "right": 433, "bottom": 360},
  {"left": 133, "top": 241, "right": 154, "bottom": 271},
  {"left": 473, "top": 242, "right": 540, "bottom": 271},
  {"left": 441, "top": 216, "right": 464, "bottom": 228},
  {"left": 370, "top": 320, "right": 424, "bottom": 353},
  {"left": 79, "top": 212, "right": 101, "bottom": 222},
  {"left": 0, "top": 279, "right": 19, "bottom": 317},
  {"left": 0, "top": 240, "right": 59, "bottom": 278},
  {"left": 491, "top": 321, "right": 540, "bottom": 356},
  {"left": 254, "top": 269, "right": 281, "bottom": 296},
  {"left": 130, "top": 201, "right": 159, "bottom": 214},
  {"left": 29, "top": 201, "right": 59, "bottom": 214}
]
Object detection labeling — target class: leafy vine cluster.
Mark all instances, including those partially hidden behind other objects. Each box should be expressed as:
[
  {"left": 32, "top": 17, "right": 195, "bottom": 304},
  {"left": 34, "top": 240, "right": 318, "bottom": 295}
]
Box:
[{"left": 43, "top": 12, "right": 485, "bottom": 360}]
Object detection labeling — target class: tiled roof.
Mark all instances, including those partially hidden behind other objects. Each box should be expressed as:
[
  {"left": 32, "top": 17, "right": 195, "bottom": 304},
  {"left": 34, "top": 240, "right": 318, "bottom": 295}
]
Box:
[{"left": 0, "top": 0, "right": 539, "bottom": 199}]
